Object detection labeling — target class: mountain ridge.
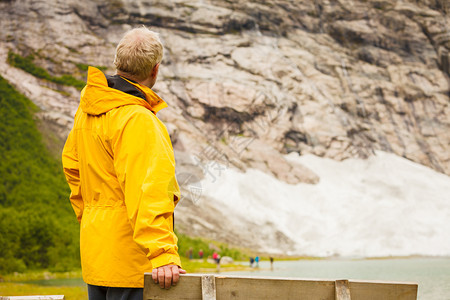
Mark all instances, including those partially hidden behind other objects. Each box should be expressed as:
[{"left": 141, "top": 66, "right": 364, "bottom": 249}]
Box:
[{"left": 0, "top": 0, "right": 449, "bottom": 255}]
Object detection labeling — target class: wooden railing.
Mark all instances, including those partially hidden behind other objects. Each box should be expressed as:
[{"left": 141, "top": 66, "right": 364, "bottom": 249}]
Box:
[{"left": 144, "top": 273, "right": 418, "bottom": 300}]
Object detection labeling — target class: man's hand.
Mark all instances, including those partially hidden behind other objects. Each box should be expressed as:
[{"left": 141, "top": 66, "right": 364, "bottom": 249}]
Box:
[{"left": 152, "top": 264, "right": 187, "bottom": 289}]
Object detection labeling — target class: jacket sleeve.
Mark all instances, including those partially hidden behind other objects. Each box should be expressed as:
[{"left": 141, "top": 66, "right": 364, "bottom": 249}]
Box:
[
  {"left": 62, "top": 128, "right": 84, "bottom": 223},
  {"left": 111, "top": 110, "right": 181, "bottom": 269}
]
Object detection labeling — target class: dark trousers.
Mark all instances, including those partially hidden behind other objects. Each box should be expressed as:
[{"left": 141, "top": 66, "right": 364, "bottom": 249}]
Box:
[{"left": 87, "top": 284, "right": 143, "bottom": 300}]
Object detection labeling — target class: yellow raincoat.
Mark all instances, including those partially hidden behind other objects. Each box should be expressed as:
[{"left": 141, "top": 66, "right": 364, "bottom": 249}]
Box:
[{"left": 62, "top": 67, "right": 181, "bottom": 288}]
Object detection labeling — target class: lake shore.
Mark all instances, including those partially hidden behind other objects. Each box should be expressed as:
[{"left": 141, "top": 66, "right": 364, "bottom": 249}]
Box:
[{"left": 2, "top": 256, "right": 448, "bottom": 300}]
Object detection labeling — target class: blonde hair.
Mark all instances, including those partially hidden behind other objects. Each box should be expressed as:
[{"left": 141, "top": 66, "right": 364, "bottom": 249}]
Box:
[{"left": 114, "top": 26, "right": 163, "bottom": 81}]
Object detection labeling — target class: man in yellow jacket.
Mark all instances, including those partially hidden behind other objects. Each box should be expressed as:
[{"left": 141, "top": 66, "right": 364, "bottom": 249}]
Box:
[{"left": 62, "top": 26, "right": 185, "bottom": 299}]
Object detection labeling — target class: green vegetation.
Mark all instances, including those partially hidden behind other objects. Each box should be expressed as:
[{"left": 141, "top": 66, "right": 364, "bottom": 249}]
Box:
[
  {"left": 180, "top": 257, "right": 251, "bottom": 273},
  {"left": 75, "top": 63, "right": 107, "bottom": 72},
  {"left": 0, "top": 75, "right": 80, "bottom": 273},
  {"left": 0, "top": 283, "right": 87, "bottom": 300},
  {"left": 177, "top": 231, "right": 245, "bottom": 261},
  {"left": 2, "top": 270, "right": 82, "bottom": 282},
  {"left": 7, "top": 52, "right": 86, "bottom": 90},
  {"left": 0, "top": 270, "right": 86, "bottom": 299}
]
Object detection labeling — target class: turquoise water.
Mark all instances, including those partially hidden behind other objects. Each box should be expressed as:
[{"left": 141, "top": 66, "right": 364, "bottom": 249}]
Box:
[
  {"left": 223, "top": 258, "right": 450, "bottom": 300},
  {"left": 24, "top": 277, "right": 86, "bottom": 287},
  {"left": 25, "top": 258, "right": 450, "bottom": 299}
]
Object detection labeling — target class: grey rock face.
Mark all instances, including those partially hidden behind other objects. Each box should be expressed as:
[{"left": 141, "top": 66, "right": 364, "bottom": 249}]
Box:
[{"left": 1, "top": 0, "right": 449, "bottom": 251}]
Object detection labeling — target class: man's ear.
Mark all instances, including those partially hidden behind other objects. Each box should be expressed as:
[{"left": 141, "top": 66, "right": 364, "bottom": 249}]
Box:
[{"left": 151, "top": 63, "right": 160, "bottom": 78}]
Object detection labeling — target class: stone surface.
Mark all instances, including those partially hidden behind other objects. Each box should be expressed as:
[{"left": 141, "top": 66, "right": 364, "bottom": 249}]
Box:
[{"left": 0, "top": 0, "right": 449, "bottom": 251}]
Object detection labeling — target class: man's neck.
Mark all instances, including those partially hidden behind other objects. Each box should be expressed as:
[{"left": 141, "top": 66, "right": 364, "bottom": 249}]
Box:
[{"left": 116, "top": 71, "right": 155, "bottom": 89}]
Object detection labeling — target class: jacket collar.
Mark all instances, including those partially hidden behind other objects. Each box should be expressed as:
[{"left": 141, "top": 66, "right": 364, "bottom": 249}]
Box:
[{"left": 80, "top": 66, "right": 168, "bottom": 115}]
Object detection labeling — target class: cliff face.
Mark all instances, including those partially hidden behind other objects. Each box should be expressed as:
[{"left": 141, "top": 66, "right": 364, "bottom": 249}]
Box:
[{"left": 1, "top": 0, "right": 449, "bottom": 252}]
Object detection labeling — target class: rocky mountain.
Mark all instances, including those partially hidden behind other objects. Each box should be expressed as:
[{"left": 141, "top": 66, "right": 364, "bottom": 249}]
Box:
[{"left": 1, "top": 0, "right": 449, "bottom": 255}]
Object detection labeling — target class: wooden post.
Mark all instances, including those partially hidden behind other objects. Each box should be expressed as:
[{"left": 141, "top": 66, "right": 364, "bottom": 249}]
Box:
[
  {"left": 201, "top": 275, "right": 216, "bottom": 300},
  {"left": 335, "top": 280, "right": 351, "bottom": 300}
]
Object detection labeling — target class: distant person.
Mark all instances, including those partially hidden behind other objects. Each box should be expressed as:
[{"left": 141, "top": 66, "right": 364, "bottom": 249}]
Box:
[
  {"left": 189, "top": 247, "right": 193, "bottom": 260},
  {"left": 212, "top": 251, "right": 221, "bottom": 264},
  {"left": 255, "top": 256, "right": 260, "bottom": 268},
  {"left": 199, "top": 249, "right": 204, "bottom": 259},
  {"left": 62, "top": 26, "right": 185, "bottom": 300},
  {"left": 270, "top": 257, "right": 274, "bottom": 271},
  {"left": 249, "top": 257, "right": 255, "bottom": 267},
  {"left": 215, "top": 254, "right": 221, "bottom": 273}
]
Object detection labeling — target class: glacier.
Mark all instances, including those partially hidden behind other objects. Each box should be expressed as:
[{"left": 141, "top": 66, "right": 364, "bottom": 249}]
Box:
[{"left": 199, "top": 151, "right": 450, "bottom": 257}]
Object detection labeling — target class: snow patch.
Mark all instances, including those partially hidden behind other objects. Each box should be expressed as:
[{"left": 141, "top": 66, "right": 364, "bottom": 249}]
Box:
[{"left": 200, "top": 151, "right": 450, "bottom": 257}]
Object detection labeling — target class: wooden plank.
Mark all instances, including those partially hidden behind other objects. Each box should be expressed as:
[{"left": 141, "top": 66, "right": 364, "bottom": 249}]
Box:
[
  {"left": 0, "top": 296, "right": 65, "bottom": 300},
  {"left": 201, "top": 275, "right": 216, "bottom": 300},
  {"left": 143, "top": 273, "right": 202, "bottom": 300},
  {"left": 215, "top": 276, "right": 336, "bottom": 300},
  {"left": 335, "top": 280, "right": 351, "bottom": 300},
  {"left": 143, "top": 274, "right": 417, "bottom": 300},
  {"left": 349, "top": 280, "right": 418, "bottom": 300}
]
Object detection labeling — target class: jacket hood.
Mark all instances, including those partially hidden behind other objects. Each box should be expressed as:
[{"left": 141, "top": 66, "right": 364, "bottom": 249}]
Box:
[{"left": 80, "top": 67, "right": 168, "bottom": 115}]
